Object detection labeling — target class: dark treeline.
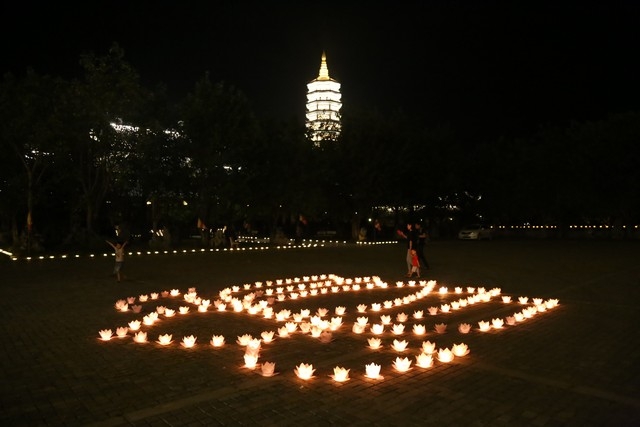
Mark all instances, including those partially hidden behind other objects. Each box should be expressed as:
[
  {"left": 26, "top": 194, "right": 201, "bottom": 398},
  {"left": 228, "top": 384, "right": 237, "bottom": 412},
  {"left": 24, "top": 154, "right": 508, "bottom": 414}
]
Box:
[{"left": 1, "top": 44, "right": 639, "bottom": 255}]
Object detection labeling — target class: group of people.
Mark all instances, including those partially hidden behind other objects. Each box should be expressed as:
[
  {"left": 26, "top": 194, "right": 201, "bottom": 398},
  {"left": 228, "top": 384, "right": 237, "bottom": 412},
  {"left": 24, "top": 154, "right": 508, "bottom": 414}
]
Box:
[{"left": 397, "top": 222, "right": 430, "bottom": 278}]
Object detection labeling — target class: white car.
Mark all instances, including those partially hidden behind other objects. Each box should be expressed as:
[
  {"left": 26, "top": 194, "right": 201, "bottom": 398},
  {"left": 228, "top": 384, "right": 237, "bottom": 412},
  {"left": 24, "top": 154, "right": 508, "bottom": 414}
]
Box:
[{"left": 458, "top": 224, "right": 493, "bottom": 240}]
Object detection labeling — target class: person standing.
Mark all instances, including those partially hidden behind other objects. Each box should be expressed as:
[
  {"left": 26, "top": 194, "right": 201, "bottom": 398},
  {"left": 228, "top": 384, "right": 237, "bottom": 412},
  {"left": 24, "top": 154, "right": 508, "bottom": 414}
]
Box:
[
  {"left": 415, "top": 222, "right": 430, "bottom": 270},
  {"left": 398, "top": 223, "right": 418, "bottom": 276},
  {"left": 106, "top": 240, "right": 128, "bottom": 282}
]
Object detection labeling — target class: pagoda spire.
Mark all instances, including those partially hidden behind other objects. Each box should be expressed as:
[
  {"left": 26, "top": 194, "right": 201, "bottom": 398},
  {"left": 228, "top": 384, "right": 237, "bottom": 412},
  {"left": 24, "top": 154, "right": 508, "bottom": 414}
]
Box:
[{"left": 317, "top": 51, "right": 330, "bottom": 80}]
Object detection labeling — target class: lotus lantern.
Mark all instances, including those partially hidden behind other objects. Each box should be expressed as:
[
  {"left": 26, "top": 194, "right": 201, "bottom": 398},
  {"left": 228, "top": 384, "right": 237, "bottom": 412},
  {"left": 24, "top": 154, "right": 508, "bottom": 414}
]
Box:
[
  {"left": 99, "top": 329, "right": 113, "bottom": 341},
  {"left": 335, "top": 306, "right": 346, "bottom": 315},
  {"left": 437, "top": 348, "right": 455, "bottom": 363},
  {"left": 330, "top": 366, "right": 351, "bottom": 382},
  {"left": 415, "top": 353, "right": 434, "bottom": 368},
  {"left": 434, "top": 323, "right": 447, "bottom": 334},
  {"left": 236, "top": 334, "right": 253, "bottom": 346},
  {"left": 116, "top": 327, "right": 128, "bottom": 338},
  {"left": 294, "top": 363, "right": 315, "bottom": 380},
  {"left": 371, "top": 324, "right": 384, "bottom": 335},
  {"left": 412, "top": 324, "right": 426, "bottom": 335},
  {"left": 128, "top": 320, "right": 141, "bottom": 331},
  {"left": 458, "top": 323, "right": 472, "bottom": 334},
  {"left": 365, "top": 363, "right": 383, "bottom": 379},
  {"left": 157, "top": 334, "right": 173, "bottom": 346},
  {"left": 413, "top": 310, "right": 424, "bottom": 319},
  {"left": 244, "top": 354, "right": 259, "bottom": 369},
  {"left": 260, "top": 361, "right": 276, "bottom": 377},
  {"left": 352, "top": 323, "right": 365, "bottom": 334},
  {"left": 392, "top": 339, "right": 409, "bottom": 352},
  {"left": 210, "top": 335, "right": 225, "bottom": 347},
  {"left": 393, "top": 356, "right": 412, "bottom": 372},
  {"left": 367, "top": 337, "right": 382, "bottom": 349},
  {"left": 261, "top": 331, "right": 275, "bottom": 343},
  {"left": 491, "top": 318, "right": 504, "bottom": 329},
  {"left": 133, "top": 331, "right": 147, "bottom": 343},
  {"left": 179, "top": 306, "right": 190, "bottom": 314},
  {"left": 428, "top": 307, "right": 438, "bottom": 315},
  {"left": 380, "top": 315, "right": 391, "bottom": 325},
  {"left": 478, "top": 320, "right": 491, "bottom": 331},
  {"left": 357, "top": 304, "right": 367, "bottom": 313},
  {"left": 181, "top": 335, "right": 197, "bottom": 348},
  {"left": 421, "top": 341, "right": 436, "bottom": 354},
  {"left": 452, "top": 343, "right": 470, "bottom": 357},
  {"left": 164, "top": 308, "right": 176, "bottom": 317}
]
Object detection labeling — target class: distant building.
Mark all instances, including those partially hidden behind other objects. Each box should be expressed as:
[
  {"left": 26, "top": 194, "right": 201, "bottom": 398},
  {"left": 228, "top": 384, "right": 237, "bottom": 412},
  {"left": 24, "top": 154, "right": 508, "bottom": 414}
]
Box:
[{"left": 306, "top": 52, "right": 342, "bottom": 145}]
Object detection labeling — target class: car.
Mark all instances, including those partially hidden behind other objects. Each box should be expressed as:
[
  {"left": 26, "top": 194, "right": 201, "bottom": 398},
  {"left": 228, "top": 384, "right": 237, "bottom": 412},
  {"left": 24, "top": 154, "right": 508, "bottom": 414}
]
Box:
[{"left": 458, "top": 224, "right": 493, "bottom": 240}]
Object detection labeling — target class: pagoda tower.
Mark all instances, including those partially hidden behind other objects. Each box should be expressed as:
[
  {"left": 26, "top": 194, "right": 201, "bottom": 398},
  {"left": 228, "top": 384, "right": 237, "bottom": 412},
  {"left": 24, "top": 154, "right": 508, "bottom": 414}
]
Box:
[{"left": 306, "top": 52, "right": 342, "bottom": 144}]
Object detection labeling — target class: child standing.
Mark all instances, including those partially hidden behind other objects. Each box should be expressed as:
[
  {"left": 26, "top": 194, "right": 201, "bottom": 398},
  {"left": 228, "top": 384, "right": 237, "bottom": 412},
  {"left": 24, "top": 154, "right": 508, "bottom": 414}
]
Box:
[
  {"left": 106, "top": 240, "right": 128, "bottom": 282},
  {"left": 408, "top": 249, "right": 420, "bottom": 278}
]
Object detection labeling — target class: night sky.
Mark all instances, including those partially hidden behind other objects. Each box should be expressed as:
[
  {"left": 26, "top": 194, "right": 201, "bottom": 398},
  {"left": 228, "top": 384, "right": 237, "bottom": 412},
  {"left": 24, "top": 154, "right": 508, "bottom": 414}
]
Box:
[{"left": 2, "top": 1, "right": 639, "bottom": 140}]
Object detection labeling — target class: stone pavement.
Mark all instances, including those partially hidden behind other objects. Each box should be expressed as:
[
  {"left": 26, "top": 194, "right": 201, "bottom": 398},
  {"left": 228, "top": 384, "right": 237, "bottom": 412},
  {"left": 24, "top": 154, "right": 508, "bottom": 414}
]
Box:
[{"left": 1, "top": 240, "right": 639, "bottom": 426}]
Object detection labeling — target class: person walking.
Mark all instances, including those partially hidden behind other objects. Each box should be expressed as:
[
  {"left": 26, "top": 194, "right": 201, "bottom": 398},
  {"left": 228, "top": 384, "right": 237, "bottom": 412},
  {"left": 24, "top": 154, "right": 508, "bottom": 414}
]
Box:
[
  {"left": 106, "top": 240, "right": 128, "bottom": 282},
  {"left": 415, "top": 222, "right": 430, "bottom": 270}
]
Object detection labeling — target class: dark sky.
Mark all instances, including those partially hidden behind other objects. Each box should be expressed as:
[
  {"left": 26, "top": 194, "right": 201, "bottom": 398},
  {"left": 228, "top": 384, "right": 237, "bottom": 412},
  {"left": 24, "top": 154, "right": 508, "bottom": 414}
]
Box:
[{"left": 2, "top": 1, "right": 639, "bottom": 140}]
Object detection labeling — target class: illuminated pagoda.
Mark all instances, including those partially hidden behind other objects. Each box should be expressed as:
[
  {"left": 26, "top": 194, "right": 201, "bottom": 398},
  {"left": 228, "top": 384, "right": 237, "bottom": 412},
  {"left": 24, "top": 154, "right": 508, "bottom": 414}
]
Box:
[{"left": 306, "top": 51, "right": 342, "bottom": 145}]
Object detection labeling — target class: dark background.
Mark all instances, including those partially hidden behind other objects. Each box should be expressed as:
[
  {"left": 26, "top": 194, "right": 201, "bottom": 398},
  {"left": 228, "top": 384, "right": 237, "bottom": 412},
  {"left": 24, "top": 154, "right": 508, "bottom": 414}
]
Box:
[{"left": 3, "top": 1, "right": 639, "bottom": 142}]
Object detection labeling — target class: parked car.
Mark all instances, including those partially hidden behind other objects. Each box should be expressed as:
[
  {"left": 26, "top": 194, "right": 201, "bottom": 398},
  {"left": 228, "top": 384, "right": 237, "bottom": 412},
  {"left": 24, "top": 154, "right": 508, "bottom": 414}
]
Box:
[{"left": 457, "top": 224, "right": 493, "bottom": 240}]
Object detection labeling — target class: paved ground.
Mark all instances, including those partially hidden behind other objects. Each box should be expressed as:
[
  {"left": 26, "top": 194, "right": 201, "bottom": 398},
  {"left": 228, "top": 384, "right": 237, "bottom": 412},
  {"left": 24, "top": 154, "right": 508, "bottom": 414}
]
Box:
[{"left": 1, "top": 239, "right": 639, "bottom": 426}]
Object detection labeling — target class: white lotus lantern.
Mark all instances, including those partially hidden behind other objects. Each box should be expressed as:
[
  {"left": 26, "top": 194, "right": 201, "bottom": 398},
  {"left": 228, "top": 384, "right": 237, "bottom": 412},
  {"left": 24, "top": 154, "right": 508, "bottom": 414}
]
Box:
[
  {"left": 139, "top": 294, "right": 149, "bottom": 302},
  {"left": 412, "top": 324, "right": 426, "bottom": 335},
  {"left": 415, "top": 353, "right": 434, "bottom": 368},
  {"left": 434, "top": 323, "right": 447, "bottom": 334},
  {"left": 170, "top": 289, "right": 180, "bottom": 296},
  {"left": 164, "top": 308, "right": 176, "bottom": 317},
  {"left": 437, "top": 348, "right": 455, "bottom": 363},
  {"left": 247, "top": 338, "right": 262, "bottom": 351},
  {"left": 365, "top": 363, "right": 383, "bottom": 379},
  {"left": 143, "top": 315, "right": 155, "bottom": 326},
  {"left": 128, "top": 320, "right": 141, "bottom": 331},
  {"left": 116, "top": 327, "right": 128, "bottom": 338},
  {"left": 506, "top": 316, "right": 516, "bottom": 325},
  {"left": 393, "top": 356, "right": 412, "bottom": 372},
  {"left": 157, "top": 334, "right": 173, "bottom": 345},
  {"left": 371, "top": 303, "right": 382, "bottom": 311},
  {"left": 217, "top": 303, "right": 227, "bottom": 311},
  {"left": 502, "top": 296, "right": 512, "bottom": 303},
  {"left": 198, "top": 304, "right": 208, "bottom": 312},
  {"left": 243, "top": 353, "right": 258, "bottom": 369},
  {"left": 261, "top": 331, "right": 275, "bottom": 343},
  {"left": 383, "top": 300, "right": 393, "bottom": 309},
  {"left": 428, "top": 307, "right": 438, "bottom": 315},
  {"left": 466, "top": 287, "right": 475, "bottom": 293},
  {"left": 439, "top": 286, "right": 448, "bottom": 294},
  {"left": 330, "top": 366, "right": 351, "bottom": 382},
  {"left": 260, "top": 361, "right": 276, "bottom": 377},
  {"left": 392, "top": 339, "right": 408, "bottom": 352},
  {"left": 491, "top": 318, "right": 504, "bottom": 329},
  {"left": 133, "top": 331, "right": 147, "bottom": 343},
  {"left": 236, "top": 334, "right": 253, "bottom": 346},
  {"left": 357, "top": 316, "right": 369, "bottom": 326},
  {"left": 380, "top": 315, "right": 391, "bottom": 325},
  {"left": 299, "top": 322, "right": 311, "bottom": 333},
  {"left": 396, "top": 313, "right": 408, "bottom": 322},
  {"left": 458, "top": 323, "right": 471, "bottom": 334},
  {"left": 421, "top": 341, "right": 436, "bottom": 354},
  {"left": 452, "top": 343, "right": 470, "bottom": 357},
  {"left": 335, "top": 306, "right": 346, "bottom": 315},
  {"left": 179, "top": 306, "right": 190, "bottom": 314},
  {"left": 450, "top": 301, "right": 460, "bottom": 310},
  {"left": 478, "top": 320, "right": 491, "bottom": 331},
  {"left": 294, "top": 363, "right": 315, "bottom": 380},
  {"left": 514, "top": 312, "right": 525, "bottom": 322},
  {"left": 440, "top": 304, "right": 451, "bottom": 313},
  {"left": 150, "top": 292, "right": 159, "bottom": 299},
  {"left": 413, "top": 310, "right": 424, "bottom": 319},
  {"left": 181, "top": 335, "right": 197, "bottom": 348},
  {"left": 357, "top": 304, "right": 367, "bottom": 313},
  {"left": 210, "top": 335, "right": 225, "bottom": 347},
  {"left": 367, "top": 337, "right": 382, "bottom": 349},
  {"left": 371, "top": 324, "right": 384, "bottom": 335},
  {"left": 518, "top": 296, "right": 529, "bottom": 304},
  {"left": 392, "top": 324, "right": 405, "bottom": 335},
  {"left": 99, "top": 329, "right": 113, "bottom": 341},
  {"left": 455, "top": 287, "right": 463, "bottom": 293},
  {"left": 285, "top": 322, "right": 297, "bottom": 333},
  {"left": 352, "top": 323, "right": 365, "bottom": 334},
  {"left": 330, "top": 317, "right": 343, "bottom": 330},
  {"left": 276, "top": 326, "right": 289, "bottom": 338}
]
